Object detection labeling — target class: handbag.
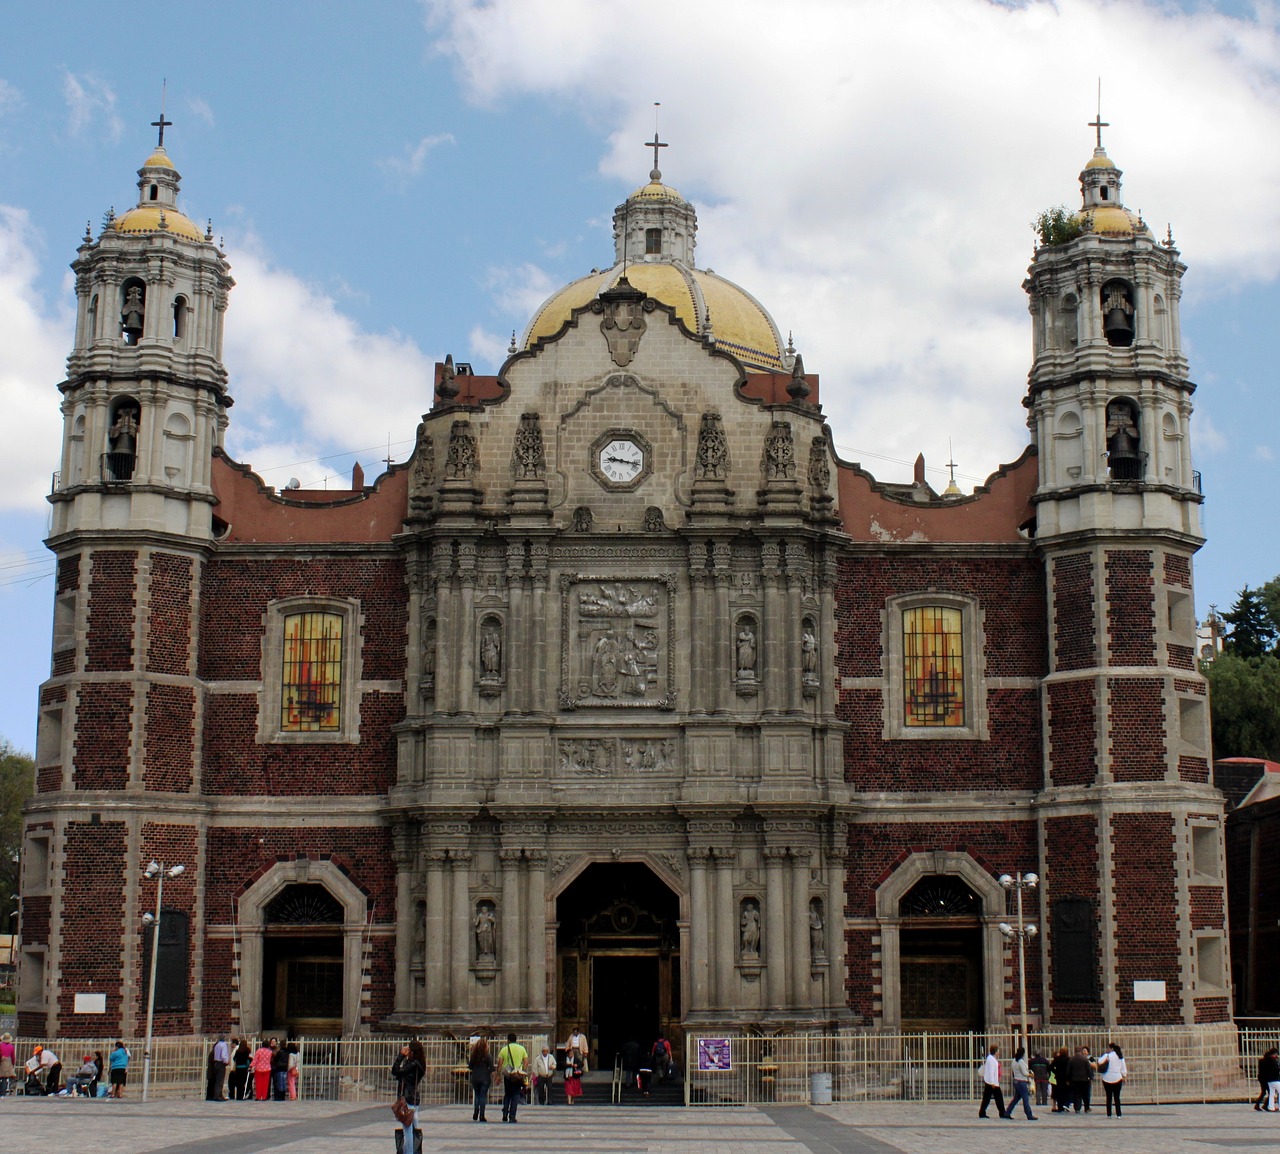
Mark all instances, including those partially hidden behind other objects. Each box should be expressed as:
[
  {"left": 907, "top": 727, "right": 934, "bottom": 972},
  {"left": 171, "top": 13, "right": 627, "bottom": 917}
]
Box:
[{"left": 391, "top": 1096, "right": 415, "bottom": 1126}]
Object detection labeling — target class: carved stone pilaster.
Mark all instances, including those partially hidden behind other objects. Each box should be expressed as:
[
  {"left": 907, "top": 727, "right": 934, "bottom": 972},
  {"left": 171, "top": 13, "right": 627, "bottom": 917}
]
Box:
[
  {"left": 439, "top": 419, "right": 482, "bottom": 513},
  {"left": 692, "top": 410, "right": 734, "bottom": 508},
  {"left": 758, "top": 420, "right": 805, "bottom": 513},
  {"left": 509, "top": 411, "right": 551, "bottom": 518},
  {"left": 408, "top": 420, "right": 436, "bottom": 519}
]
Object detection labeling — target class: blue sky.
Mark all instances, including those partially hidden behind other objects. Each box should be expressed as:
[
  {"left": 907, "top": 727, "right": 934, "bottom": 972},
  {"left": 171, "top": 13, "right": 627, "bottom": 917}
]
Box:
[{"left": 1, "top": 0, "right": 1277, "bottom": 752}]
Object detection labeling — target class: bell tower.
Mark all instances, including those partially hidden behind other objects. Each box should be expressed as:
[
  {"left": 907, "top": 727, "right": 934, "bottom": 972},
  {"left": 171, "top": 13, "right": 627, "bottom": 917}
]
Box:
[
  {"left": 1025, "top": 122, "right": 1226, "bottom": 1034},
  {"left": 23, "top": 119, "right": 234, "bottom": 1038}
]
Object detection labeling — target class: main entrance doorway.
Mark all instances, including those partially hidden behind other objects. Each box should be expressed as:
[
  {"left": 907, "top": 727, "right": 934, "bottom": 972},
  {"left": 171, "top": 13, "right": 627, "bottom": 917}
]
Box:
[
  {"left": 555, "top": 862, "right": 680, "bottom": 1068},
  {"left": 897, "top": 875, "right": 984, "bottom": 1030},
  {"left": 260, "top": 884, "right": 345, "bottom": 1036}
]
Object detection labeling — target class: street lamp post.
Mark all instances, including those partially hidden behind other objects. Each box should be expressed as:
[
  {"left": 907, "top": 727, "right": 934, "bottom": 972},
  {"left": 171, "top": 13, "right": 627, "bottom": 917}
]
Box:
[
  {"left": 998, "top": 871, "right": 1039, "bottom": 1046},
  {"left": 141, "top": 860, "right": 185, "bottom": 1102}
]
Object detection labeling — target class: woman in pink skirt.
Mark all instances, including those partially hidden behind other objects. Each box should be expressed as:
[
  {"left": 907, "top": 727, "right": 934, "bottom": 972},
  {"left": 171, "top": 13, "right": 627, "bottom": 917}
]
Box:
[{"left": 563, "top": 1047, "right": 584, "bottom": 1104}]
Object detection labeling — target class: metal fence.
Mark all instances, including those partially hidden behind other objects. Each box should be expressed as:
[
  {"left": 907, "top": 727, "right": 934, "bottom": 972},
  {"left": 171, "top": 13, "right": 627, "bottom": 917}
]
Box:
[
  {"left": 685, "top": 1027, "right": 1260, "bottom": 1106},
  {"left": 9, "top": 1026, "right": 1268, "bottom": 1105}
]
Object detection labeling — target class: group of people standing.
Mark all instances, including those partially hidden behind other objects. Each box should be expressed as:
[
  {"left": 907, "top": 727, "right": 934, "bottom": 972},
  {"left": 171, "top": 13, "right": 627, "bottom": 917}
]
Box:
[
  {"left": 0, "top": 1037, "right": 130, "bottom": 1098},
  {"left": 205, "top": 1036, "right": 299, "bottom": 1101},
  {"left": 980, "top": 1042, "right": 1127, "bottom": 1119}
]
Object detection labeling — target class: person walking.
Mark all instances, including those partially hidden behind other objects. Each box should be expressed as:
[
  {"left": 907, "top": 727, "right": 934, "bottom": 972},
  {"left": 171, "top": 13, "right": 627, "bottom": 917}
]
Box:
[
  {"left": 468, "top": 1035, "right": 494, "bottom": 1121},
  {"left": 978, "top": 1044, "right": 1011, "bottom": 1119},
  {"left": 108, "top": 1041, "right": 130, "bottom": 1098},
  {"left": 1262, "top": 1046, "right": 1280, "bottom": 1112},
  {"left": 1008, "top": 1045, "right": 1038, "bottom": 1119},
  {"left": 564, "top": 1045, "right": 584, "bottom": 1105},
  {"left": 0, "top": 1031, "right": 16, "bottom": 1097},
  {"left": 251, "top": 1039, "right": 274, "bottom": 1101},
  {"left": 497, "top": 1033, "right": 529, "bottom": 1123},
  {"left": 532, "top": 1045, "right": 556, "bottom": 1105},
  {"left": 1029, "top": 1049, "right": 1050, "bottom": 1107},
  {"left": 207, "top": 1035, "right": 229, "bottom": 1100},
  {"left": 1068, "top": 1045, "right": 1096, "bottom": 1113},
  {"left": 1097, "top": 1042, "right": 1127, "bottom": 1117},
  {"left": 567, "top": 1025, "right": 589, "bottom": 1072},
  {"left": 391, "top": 1039, "right": 425, "bottom": 1154}
]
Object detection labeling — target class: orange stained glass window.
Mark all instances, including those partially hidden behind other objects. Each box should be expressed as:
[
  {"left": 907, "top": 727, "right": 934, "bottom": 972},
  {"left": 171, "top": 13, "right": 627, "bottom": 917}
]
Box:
[
  {"left": 281, "top": 611, "right": 343, "bottom": 732},
  {"left": 903, "top": 606, "right": 965, "bottom": 727}
]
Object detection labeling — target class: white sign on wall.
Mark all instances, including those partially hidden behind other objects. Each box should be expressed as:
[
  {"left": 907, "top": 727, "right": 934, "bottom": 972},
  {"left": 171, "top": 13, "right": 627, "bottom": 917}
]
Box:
[
  {"left": 1133, "top": 980, "right": 1167, "bottom": 1002},
  {"left": 72, "top": 992, "right": 107, "bottom": 1014}
]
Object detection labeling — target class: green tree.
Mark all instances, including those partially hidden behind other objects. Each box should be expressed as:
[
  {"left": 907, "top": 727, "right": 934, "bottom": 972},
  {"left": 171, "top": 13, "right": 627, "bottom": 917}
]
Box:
[
  {"left": 1, "top": 738, "right": 36, "bottom": 923},
  {"left": 1206, "top": 651, "right": 1280, "bottom": 761},
  {"left": 1222, "top": 585, "right": 1278, "bottom": 658}
]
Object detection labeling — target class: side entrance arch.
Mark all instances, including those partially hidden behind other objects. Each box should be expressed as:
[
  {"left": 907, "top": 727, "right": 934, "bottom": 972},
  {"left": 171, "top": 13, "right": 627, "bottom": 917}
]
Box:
[
  {"left": 236, "top": 860, "right": 368, "bottom": 1037},
  {"left": 553, "top": 860, "right": 682, "bottom": 1068}
]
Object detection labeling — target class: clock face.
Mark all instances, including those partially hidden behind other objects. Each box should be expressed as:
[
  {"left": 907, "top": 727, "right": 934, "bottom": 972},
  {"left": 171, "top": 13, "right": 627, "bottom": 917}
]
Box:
[{"left": 599, "top": 438, "right": 645, "bottom": 485}]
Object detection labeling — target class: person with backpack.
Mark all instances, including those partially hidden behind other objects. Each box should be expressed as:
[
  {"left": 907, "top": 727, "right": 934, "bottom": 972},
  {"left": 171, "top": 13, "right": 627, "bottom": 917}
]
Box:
[
  {"left": 497, "top": 1032, "right": 529, "bottom": 1123},
  {"left": 1097, "top": 1042, "right": 1127, "bottom": 1117},
  {"left": 651, "top": 1036, "right": 672, "bottom": 1084}
]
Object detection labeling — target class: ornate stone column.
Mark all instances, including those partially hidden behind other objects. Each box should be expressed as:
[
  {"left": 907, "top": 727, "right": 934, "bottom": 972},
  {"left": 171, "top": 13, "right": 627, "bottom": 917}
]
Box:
[
  {"left": 712, "top": 541, "right": 733, "bottom": 714},
  {"left": 790, "top": 848, "right": 811, "bottom": 1007},
  {"left": 825, "top": 830, "right": 849, "bottom": 1013},
  {"left": 430, "top": 545, "right": 455, "bottom": 712},
  {"left": 424, "top": 850, "right": 448, "bottom": 1011},
  {"left": 392, "top": 823, "right": 417, "bottom": 1014},
  {"left": 450, "top": 850, "right": 472, "bottom": 1012},
  {"left": 763, "top": 846, "right": 788, "bottom": 1009},
  {"left": 529, "top": 540, "right": 550, "bottom": 712},
  {"left": 500, "top": 848, "right": 523, "bottom": 1009},
  {"left": 506, "top": 540, "right": 526, "bottom": 713},
  {"left": 686, "top": 541, "right": 709, "bottom": 715},
  {"left": 785, "top": 553, "right": 803, "bottom": 714},
  {"left": 687, "top": 847, "right": 711, "bottom": 1011},
  {"left": 457, "top": 537, "right": 478, "bottom": 714},
  {"left": 714, "top": 847, "right": 736, "bottom": 1008},
  {"left": 760, "top": 540, "right": 784, "bottom": 716},
  {"left": 525, "top": 850, "right": 548, "bottom": 1016}
]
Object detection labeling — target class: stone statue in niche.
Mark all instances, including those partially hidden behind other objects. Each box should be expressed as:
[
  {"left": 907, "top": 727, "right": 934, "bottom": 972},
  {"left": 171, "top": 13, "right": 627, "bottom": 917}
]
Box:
[
  {"left": 445, "top": 419, "right": 477, "bottom": 480},
  {"left": 809, "top": 899, "right": 826, "bottom": 960},
  {"left": 802, "top": 625, "right": 818, "bottom": 681},
  {"left": 807, "top": 436, "right": 830, "bottom": 491},
  {"left": 421, "top": 619, "right": 437, "bottom": 686},
  {"left": 512, "top": 411, "right": 545, "bottom": 480},
  {"left": 480, "top": 620, "right": 502, "bottom": 679},
  {"left": 740, "top": 899, "right": 761, "bottom": 958},
  {"left": 695, "top": 411, "right": 729, "bottom": 480},
  {"left": 474, "top": 902, "right": 497, "bottom": 961},
  {"left": 572, "top": 506, "right": 593, "bottom": 532},
  {"left": 644, "top": 506, "right": 664, "bottom": 532},
  {"left": 736, "top": 623, "right": 757, "bottom": 678},
  {"left": 409, "top": 422, "right": 435, "bottom": 513},
  {"left": 762, "top": 421, "right": 796, "bottom": 480}
]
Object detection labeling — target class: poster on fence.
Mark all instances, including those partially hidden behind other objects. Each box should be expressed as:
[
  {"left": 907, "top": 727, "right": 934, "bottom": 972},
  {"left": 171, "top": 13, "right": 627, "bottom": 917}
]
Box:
[{"left": 697, "top": 1038, "right": 732, "bottom": 1071}]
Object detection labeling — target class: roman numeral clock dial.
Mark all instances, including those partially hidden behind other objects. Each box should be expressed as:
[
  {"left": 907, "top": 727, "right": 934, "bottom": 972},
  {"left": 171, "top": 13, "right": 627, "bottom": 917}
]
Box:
[{"left": 591, "top": 431, "right": 651, "bottom": 490}]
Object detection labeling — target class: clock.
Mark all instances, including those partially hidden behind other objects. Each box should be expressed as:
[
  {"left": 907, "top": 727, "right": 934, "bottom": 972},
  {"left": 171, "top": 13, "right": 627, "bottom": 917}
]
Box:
[{"left": 590, "top": 430, "right": 652, "bottom": 490}]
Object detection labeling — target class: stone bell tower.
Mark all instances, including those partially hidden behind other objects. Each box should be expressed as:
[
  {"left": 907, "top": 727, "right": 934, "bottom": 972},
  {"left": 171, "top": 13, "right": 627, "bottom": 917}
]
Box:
[
  {"left": 1024, "top": 122, "right": 1228, "bottom": 1035},
  {"left": 21, "top": 118, "right": 234, "bottom": 1038}
]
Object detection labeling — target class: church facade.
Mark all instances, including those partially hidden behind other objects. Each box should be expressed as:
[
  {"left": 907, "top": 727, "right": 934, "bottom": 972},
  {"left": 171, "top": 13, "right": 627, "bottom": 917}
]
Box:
[{"left": 18, "top": 124, "right": 1228, "bottom": 1057}]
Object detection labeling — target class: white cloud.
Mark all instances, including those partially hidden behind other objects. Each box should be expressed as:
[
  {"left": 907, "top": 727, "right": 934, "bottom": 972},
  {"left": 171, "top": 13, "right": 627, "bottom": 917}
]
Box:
[
  {"left": 220, "top": 234, "right": 439, "bottom": 479},
  {"left": 468, "top": 324, "right": 511, "bottom": 367},
  {"left": 482, "top": 261, "right": 556, "bottom": 322},
  {"left": 62, "top": 72, "right": 122, "bottom": 141},
  {"left": 1256, "top": 444, "right": 1274, "bottom": 462},
  {"left": 0, "top": 207, "right": 74, "bottom": 512},
  {"left": 0, "top": 79, "right": 20, "bottom": 118},
  {"left": 379, "top": 132, "right": 456, "bottom": 183},
  {"left": 187, "top": 96, "right": 215, "bottom": 128},
  {"left": 423, "top": 0, "right": 1280, "bottom": 482}
]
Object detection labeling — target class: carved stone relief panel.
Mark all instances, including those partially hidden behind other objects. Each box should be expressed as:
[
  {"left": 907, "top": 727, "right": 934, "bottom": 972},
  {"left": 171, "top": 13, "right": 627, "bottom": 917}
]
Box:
[
  {"left": 556, "top": 735, "right": 679, "bottom": 777},
  {"left": 558, "top": 575, "right": 677, "bottom": 710}
]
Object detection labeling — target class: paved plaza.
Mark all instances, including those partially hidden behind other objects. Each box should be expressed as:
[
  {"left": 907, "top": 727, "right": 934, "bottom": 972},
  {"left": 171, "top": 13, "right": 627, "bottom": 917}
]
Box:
[{"left": 0, "top": 1098, "right": 1276, "bottom": 1153}]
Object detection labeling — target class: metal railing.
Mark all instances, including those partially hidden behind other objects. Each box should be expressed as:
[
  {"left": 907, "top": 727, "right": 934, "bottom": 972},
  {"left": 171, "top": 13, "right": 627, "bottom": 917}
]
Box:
[{"left": 8, "top": 1027, "right": 1259, "bottom": 1105}]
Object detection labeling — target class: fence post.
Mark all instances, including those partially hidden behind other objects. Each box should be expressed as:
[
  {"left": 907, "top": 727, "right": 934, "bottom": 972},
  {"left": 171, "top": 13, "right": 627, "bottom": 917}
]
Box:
[
  {"left": 922, "top": 1032, "right": 929, "bottom": 1104},
  {"left": 684, "top": 1034, "right": 691, "bottom": 1107}
]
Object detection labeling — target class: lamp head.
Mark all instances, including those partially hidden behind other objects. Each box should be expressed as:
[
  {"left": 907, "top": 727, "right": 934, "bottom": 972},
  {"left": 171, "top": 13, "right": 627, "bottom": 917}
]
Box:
[
  {"left": 1023, "top": 872, "right": 1039, "bottom": 887},
  {"left": 999, "top": 922, "right": 1014, "bottom": 937},
  {"left": 168, "top": 864, "right": 185, "bottom": 878},
  {"left": 1026, "top": 924, "right": 1038, "bottom": 937},
  {"left": 144, "top": 861, "right": 160, "bottom": 878},
  {"left": 998, "top": 874, "right": 1014, "bottom": 889},
  {"left": 142, "top": 912, "right": 155, "bottom": 926}
]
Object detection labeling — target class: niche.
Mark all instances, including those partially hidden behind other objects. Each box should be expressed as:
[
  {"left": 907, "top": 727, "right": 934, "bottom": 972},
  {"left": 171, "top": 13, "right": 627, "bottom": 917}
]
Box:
[
  {"left": 105, "top": 397, "right": 141, "bottom": 482},
  {"left": 120, "top": 278, "right": 146, "bottom": 344},
  {"left": 1105, "top": 399, "right": 1142, "bottom": 481},
  {"left": 1056, "top": 293, "right": 1078, "bottom": 349},
  {"left": 1101, "top": 279, "right": 1135, "bottom": 347},
  {"left": 478, "top": 615, "right": 504, "bottom": 693},
  {"left": 162, "top": 411, "right": 193, "bottom": 486},
  {"left": 1054, "top": 409, "right": 1083, "bottom": 483},
  {"left": 172, "top": 295, "right": 189, "bottom": 342}
]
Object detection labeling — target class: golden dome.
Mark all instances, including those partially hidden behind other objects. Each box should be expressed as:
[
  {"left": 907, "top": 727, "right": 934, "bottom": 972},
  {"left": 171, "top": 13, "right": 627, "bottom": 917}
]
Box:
[
  {"left": 142, "top": 148, "right": 176, "bottom": 170},
  {"left": 628, "top": 179, "right": 686, "bottom": 202},
  {"left": 524, "top": 261, "right": 786, "bottom": 371},
  {"left": 114, "top": 205, "right": 205, "bottom": 242},
  {"left": 1080, "top": 205, "right": 1148, "bottom": 237},
  {"left": 1084, "top": 152, "right": 1116, "bottom": 170}
]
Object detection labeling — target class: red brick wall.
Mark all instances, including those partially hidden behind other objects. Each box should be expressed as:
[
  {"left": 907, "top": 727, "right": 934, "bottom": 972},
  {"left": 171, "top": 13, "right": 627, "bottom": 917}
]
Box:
[
  {"left": 845, "top": 928, "right": 877, "bottom": 1021},
  {"left": 1111, "top": 811, "right": 1183, "bottom": 1024},
  {"left": 1179, "top": 755, "right": 1209, "bottom": 784},
  {"left": 1044, "top": 814, "right": 1102, "bottom": 1023},
  {"left": 835, "top": 554, "right": 1045, "bottom": 792},
  {"left": 21, "top": 894, "right": 50, "bottom": 944},
  {"left": 1048, "top": 680, "right": 1097, "bottom": 786},
  {"left": 1195, "top": 996, "right": 1230, "bottom": 1023},
  {"left": 57, "top": 553, "right": 81, "bottom": 594},
  {"left": 1163, "top": 552, "right": 1192, "bottom": 589},
  {"left": 58, "top": 821, "right": 127, "bottom": 1033},
  {"left": 1107, "top": 678, "right": 1167, "bottom": 782},
  {"left": 143, "top": 684, "right": 195, "bottom": 791},
  {"left": 136, "top": 824, "right": 200, "bottom": 1035},
  {"left": 1052, "top": 553, "right": 1096, "bottom": 671},
  {"left": 72, "top": 682, "right": 133, "bottom": 789},
  {"left": 85, "top": 550, "right": 137, "bottom": 672},
  {"left": 200, "top": 692, "right": 399, "bottom": 795},
  {"left": 1105, "top": 549, "right": 1156, "bottom": 666},
  {"left": 146, "top": 552, "right": 193, "bottom": 675},
  {"left": 1168, "top": 643, "right": 1194, "bottom": 670},
  {"left": 1189, "top": 884, "right": 1224, "bottom": 930},
  {"left": 201, "top": 938, "right": 234, "bottom": 1032}
]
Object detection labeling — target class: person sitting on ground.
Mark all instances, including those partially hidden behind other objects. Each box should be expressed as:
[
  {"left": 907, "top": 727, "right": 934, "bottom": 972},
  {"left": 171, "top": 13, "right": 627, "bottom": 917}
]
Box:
[{"left": 62, "top": 1055, "right": 99, "bottom": 1097}]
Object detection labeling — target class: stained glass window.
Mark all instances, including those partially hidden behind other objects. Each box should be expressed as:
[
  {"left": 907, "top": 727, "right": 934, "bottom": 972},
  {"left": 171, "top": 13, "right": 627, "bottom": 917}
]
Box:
[
  {"left": 903, "top": 605, "right": 965, "bottom": 727},
  {"left": 281, "top": 611, "right": 343, "bottom": 732}
]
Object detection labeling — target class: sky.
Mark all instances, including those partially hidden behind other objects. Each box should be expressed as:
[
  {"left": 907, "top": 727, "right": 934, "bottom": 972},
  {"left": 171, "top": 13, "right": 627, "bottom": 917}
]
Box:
[{"left": 1, "top": 0, "right": 1277, "bottom": 753}]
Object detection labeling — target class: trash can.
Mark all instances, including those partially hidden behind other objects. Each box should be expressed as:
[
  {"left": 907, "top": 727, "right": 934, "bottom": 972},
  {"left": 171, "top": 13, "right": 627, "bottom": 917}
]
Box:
[{"left": 810, "top": 1071, "right": 832, "bottom": 1105}]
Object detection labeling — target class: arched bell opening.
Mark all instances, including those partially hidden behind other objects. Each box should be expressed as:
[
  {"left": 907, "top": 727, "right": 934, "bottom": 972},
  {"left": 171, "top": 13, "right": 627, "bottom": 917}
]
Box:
[
  {"left": 1100, "top": 278, "right": 1135, "bottom": 348},
  {"left": 554, "top": 861, "right": 680, "bottom": 1069}
]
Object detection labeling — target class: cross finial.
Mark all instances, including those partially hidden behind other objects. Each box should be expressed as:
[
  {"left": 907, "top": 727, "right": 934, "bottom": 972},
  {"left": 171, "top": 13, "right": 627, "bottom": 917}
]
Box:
[
  {"left": 1088, "top": 77, "right": 1109, "bottom": 150},
  {"left": 151, "top": 80, "right": 172, "bottom": 148},
  {"left": 645, "top": 132, "right": 667, "bottom": 174}
]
